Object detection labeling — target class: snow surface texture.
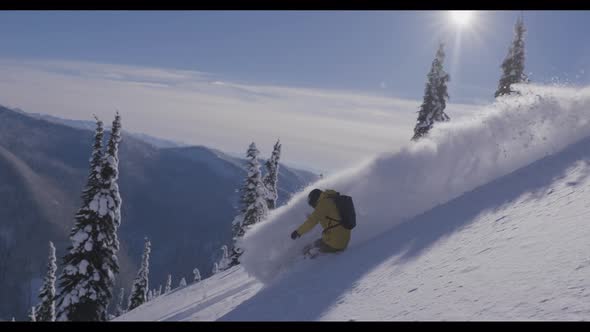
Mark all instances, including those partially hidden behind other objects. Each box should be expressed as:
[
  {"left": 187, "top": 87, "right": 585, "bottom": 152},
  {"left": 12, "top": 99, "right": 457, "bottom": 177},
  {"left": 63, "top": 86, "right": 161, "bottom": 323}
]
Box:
[
  {"left": 239, "top": 84, "right": 590, "bottom": 283},
  {"left": 223, "top": 142, "right": 590, "bottom": 320},
  {"left": 116, "top": 267, "right": 262, "bottom": 321}
]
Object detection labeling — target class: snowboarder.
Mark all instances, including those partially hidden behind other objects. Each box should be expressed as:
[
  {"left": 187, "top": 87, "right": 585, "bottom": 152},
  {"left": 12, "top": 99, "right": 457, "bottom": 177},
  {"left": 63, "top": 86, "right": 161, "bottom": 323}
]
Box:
[{"left": 290, "top": 189, "right": 352, "bottom": 258}]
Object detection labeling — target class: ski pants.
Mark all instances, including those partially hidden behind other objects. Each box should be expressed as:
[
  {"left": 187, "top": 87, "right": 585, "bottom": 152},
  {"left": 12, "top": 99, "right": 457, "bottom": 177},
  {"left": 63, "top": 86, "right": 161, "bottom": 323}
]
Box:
[{"left": 312, "top": 238, "right": 342, "bottom": 253}]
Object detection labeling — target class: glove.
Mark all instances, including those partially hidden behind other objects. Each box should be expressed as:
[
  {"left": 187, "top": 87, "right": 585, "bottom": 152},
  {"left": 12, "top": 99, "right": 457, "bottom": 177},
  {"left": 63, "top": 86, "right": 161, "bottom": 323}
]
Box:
[{"left": 290, "top": 230, "right": 300, "bottom": 240}]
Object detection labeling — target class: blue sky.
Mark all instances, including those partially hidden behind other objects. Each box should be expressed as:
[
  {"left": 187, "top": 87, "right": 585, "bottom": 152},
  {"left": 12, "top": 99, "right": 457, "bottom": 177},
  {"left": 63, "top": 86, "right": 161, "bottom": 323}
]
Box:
[
  {"left": 0, "top": 11, "right": 589, "bottom": 172},
  {"left": 2, "top": 11, "right": 589, "bottom": 102}
]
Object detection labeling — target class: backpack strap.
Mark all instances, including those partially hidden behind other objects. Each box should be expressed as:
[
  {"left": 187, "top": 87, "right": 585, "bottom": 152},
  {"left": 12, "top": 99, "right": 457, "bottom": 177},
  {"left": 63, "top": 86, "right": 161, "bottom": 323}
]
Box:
[
  {"left": 322, "top": 216, "right": 342, "bottom": 234},
  {"left": 322, "top": 194, "right": 343, "bottom": 234}
]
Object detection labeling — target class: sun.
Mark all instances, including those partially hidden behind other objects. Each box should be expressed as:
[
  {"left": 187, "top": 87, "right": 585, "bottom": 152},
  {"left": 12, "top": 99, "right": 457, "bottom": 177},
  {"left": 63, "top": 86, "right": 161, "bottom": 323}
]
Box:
[{"left": 449, "top": 11, "right": 475, "bottom": 28}]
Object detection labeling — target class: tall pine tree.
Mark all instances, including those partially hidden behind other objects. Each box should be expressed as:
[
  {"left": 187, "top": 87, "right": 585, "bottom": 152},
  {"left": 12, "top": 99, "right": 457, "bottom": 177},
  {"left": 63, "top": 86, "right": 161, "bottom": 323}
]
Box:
[
  {"left": 216, "top": 245, "right": 231, "bottom": 272},
  {"left": 55, "top": 113, "right": 123, "bottom": 321},
  {"left": 82, "top": 115, "right": 104, "bottom": 206},
  {"left": 164, "top": 274, "right": 172, "bottom": 294},
  {"left": 35, "top": 242, "right": 57, "bottom": 321},
  {"left": 115, "top": 288, "right": 126, "bottom": 317},
  {"left": 193, "top": 268, "right": 201, "bottom": 283},
  {"left": 262, "top": 139, "right": 281, "bottom": 210},
  {"left": 127, "top": 237, "right": 151, "bottom": 311},
  {"left": 230, "top": 142, "right": 268, "bottom": 265},
  {"left": 28, "top": 307, "right": 36, "bottom": 322},
  {"left": 412, "top": 43, "right": 451, "bottom": 141},
  {"left": 495, "top": 15, "right": 527, "bottom": 98}
]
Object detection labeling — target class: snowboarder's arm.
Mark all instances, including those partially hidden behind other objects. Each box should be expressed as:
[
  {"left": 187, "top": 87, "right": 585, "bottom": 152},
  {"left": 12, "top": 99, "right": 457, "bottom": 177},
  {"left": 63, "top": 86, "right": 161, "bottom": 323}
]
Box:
[{"left": 296, "top": 206, "right": 322, "bottom": 236}]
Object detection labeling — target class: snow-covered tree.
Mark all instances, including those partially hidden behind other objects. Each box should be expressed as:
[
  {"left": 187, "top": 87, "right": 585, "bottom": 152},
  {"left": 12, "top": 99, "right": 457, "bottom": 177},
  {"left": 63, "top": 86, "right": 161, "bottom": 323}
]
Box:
[
  {"left": 262, "top": 139, "right": 282, "bottom": 210},
  {"left": 412, "top": 43, "right": 451, "bottom": 141},
  {"left": 127, "top": 237, "right": 151, "bottom": 311},
  {"left": 193, "top": 268, "right": 201, "bottom": 283},
  {"left": 239, "top": 142, "right": 268, "bottom": 228},
  {"left": 115, "top": 288, "right": 126, "bottom": 317},
  {"left": 81, "top": 115, "right": 104, "bottom": 206},
  {"left": 229, "top": 215, "right": 244, "bottom": 267},
  {"left": 212, "top": 263, "right": 219, "bottom": 275},
  {"left": 157, "top": 285, "right": 162, "bottom": 297},
  {"left": 35, "top": 241, "right": 56, "bottom": 321},
  {"left": 178, "top": 277, "right": 187, "bottom": 288},
  {"left": 495, "top": 15, "right": 528, "bottom": 98},
  {"left": 147, "top": 290, "right": 153, "bottom": 302},
  {"left": 55, "top": 113, "right": 123, "bottom": 321},
  {"left": 230, "top": 142, "right": 269, "bottom": 265},
  {"left": 29, "top": 307, "right": 36, "bottom": 322},
  {"left": 164, "top": 274, "right": 172, "bottom": 294},
  {"left": 216, "top": 245, "right": 231, "bottom": 272}
]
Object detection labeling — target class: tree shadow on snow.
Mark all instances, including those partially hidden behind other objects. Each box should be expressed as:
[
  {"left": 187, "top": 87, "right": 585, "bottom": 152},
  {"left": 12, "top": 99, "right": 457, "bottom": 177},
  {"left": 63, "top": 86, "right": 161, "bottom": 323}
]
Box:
[{"left": 220, "top": 135, "right": 590, "bottom": 321}]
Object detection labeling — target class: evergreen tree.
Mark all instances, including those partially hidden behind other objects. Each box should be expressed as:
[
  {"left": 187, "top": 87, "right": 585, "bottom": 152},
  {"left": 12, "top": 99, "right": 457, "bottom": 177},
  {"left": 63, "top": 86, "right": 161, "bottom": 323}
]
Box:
[
  {"left": 127, "top": 237, "right": 151, "bottom": 311},
  {"left": 193, "top": 268, "right": 201, "bottom": 283},
  {"left": 217, "top": 245, "right": 231, "bottom": 271},
  {"left": 495, "top": 15, "right": 528, "bottom": 98},
  {"left": 212, "top": 263, "right": 219, "bottom": 275},
  {"left": 55, "top": 113, "right": 123, "bottom": 321},
  {"left": 115, "top": 288, "right": 126, "bottom": 317},
  {"left": 157, "top": 285, "right": 162, "bottom": 297},
  {"left": 29, "top": 307, "right": 36, "bottom": 322},
  {"left": 230, "top": 142, "right": 268, "bottom": 265},
  {"left": 229, "top": 215, "right": 243, "bottom": 267},
  {"left": 412, "top": 43, "right": 450, "bottom": 141},
  {"left": 178, "top": 277, "right": 187, "bottom": 288},
  {"left": 35, "top": 242, "right": 57, "bottom": 321},
  {"left": 164, "top": 274, "right": 172, "bottom": 294},
  {"left": 81, "top": 115, "right": 104, "bottom": 206},
  {"left": 262, "top": 139, "right": 282, "bottom": 210}
]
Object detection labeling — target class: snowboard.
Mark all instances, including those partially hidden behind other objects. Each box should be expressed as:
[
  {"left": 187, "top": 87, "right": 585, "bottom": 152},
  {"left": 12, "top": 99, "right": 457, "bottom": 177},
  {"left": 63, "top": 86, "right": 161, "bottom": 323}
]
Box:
[
  {"left": 302, "top": 243, "right": 322, "bottom": 259},
  {"left": 301, "top": 243, "right": 343, "bottom": 259}
]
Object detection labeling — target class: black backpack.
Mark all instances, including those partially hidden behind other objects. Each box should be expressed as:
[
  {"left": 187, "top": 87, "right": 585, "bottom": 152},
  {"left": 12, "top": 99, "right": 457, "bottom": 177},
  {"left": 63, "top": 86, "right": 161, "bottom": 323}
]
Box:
[{"left": 333, "top": 194, "right": 356, "bottom": 230}]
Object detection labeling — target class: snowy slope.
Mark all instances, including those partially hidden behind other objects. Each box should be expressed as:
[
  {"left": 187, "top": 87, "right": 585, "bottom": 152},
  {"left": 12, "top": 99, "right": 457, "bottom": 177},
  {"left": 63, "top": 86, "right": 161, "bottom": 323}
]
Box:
[
  {"left": 118, "top": 84, "right": 590, "bottom": 320},
  {"left": 239, "top": 84, "right": 590, "bottom": 282},
  {"left": 222, "top": 138, "right": 590, "bottom": 320},
  {"left": 115, "top": 266, "right": 262, "bottom": 321}
]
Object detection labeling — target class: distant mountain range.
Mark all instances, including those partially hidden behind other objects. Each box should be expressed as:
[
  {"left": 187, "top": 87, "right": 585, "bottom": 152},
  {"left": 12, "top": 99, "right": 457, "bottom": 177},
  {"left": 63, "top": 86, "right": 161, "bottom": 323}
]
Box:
[
  {"left": 19, "top": 110, "right": 187, "bottom": 149},
  {"left": 0, "top": 105, "right": 317, "bottom": 320}
]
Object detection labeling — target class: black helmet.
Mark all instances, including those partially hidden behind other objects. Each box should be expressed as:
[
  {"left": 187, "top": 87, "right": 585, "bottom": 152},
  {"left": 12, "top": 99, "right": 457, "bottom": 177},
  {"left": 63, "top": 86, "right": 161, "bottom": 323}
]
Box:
[{"left": 307, "top": 189, "right": 323, "bottom": 208}]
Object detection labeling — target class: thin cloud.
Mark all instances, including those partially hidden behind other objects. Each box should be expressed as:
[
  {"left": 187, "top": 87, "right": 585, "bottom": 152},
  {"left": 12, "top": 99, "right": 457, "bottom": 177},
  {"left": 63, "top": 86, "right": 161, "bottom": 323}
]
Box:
[{"left": 0, "top": 59, "right": 484, "bottom": 173}]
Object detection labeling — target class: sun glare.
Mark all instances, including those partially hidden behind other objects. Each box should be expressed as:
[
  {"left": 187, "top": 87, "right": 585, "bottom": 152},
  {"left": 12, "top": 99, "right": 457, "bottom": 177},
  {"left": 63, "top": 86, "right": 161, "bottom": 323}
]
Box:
[{"left": 449, "top": 11, "right": 475, "bottom": 28}]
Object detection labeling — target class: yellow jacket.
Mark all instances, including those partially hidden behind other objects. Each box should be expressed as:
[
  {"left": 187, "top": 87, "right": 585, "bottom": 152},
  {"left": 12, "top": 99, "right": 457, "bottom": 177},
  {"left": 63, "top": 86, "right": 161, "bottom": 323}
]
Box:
[{"left": 296, "top": 190, "right": 351, "bottom": 250}]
